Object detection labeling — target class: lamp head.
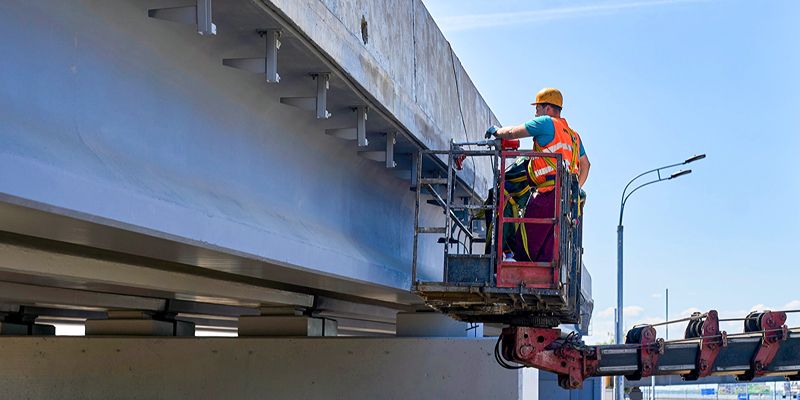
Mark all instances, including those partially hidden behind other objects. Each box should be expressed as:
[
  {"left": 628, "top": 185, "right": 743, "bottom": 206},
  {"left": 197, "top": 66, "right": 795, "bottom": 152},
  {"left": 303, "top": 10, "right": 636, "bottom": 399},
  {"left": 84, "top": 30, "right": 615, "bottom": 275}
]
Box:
[
  {"left": 684, "top": 154, "right": 706, "bottom": 164},
  {"left": 669, "top": 169, "right": 692, "bottom": 180}
]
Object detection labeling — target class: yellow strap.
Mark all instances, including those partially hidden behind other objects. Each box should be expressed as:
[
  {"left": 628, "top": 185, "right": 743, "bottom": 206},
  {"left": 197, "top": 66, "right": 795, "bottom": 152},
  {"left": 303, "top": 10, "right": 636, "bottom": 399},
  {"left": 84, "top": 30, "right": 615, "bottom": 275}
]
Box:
[
  {"left": 520, "top": 220, "right": 531, "bottom": 260},
  {"left": 504, "top": 189, "right": 517, "bottom": 207},
  {"left": 533, "top": 141, "right": 559, "bottom": 171},
  {"left": 568, "top": 127, "right": 580, "bottom": 173},
  {"left": 507, "top": 175, "right": 528, "bottom": 183},
  {"left": 530, "top": 141, "right": 559, "bottom": 192},
  {"left": 505, "top": 189, "right": 532, "bottom": 260},
  {"left": 509, "top": 185, "right": 531, "bottom": 198},
  {"left": 503, "top": 189, "right": 522, "bottom": 234}
]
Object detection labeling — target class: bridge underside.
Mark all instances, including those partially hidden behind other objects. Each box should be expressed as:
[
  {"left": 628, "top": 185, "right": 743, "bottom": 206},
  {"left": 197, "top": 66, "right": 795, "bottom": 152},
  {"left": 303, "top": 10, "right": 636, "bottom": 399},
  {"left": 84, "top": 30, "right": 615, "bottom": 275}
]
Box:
[{"left": 0, "top": 0, "right": 503, "bottom": 330}]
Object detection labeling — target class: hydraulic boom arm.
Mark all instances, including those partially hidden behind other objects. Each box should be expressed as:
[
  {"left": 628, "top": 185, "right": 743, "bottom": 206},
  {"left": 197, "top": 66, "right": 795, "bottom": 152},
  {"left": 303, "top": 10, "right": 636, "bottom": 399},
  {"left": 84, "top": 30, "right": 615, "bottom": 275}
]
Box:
[{"left": 499, "top": 310, "right": 800, "bottom": 389}]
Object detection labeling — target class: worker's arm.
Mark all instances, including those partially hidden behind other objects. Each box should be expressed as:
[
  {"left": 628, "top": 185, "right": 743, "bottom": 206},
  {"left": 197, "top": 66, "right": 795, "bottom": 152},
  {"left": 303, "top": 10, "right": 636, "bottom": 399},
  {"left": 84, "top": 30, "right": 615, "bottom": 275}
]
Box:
[
  {"left": 491, "top": 124, "right": 530, "bottom": 140},
  {"left": 488, "top": 116, "right": 555, "bottom": 142},
  {"left": 578, "top": 154, "right": 590, "bottom": 187}
]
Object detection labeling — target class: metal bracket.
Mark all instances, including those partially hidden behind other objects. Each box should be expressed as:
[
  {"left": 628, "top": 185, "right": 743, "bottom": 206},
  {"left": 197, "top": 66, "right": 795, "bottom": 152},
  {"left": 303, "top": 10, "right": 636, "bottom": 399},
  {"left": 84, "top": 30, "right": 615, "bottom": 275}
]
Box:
[
  {"left": 741, "top": 311, "right": 788, "bottom": 380},
  {"left": 358, "top": 131, "right": 397, "bottom": 166},
  {"left": 625, "top": 325, "right": 662, "bottom": 380},
  {"left": 148, "top": 0, "right": 216, "bottom": 35},
  {"left": 221, "top": 29, "right": 282, "bottom": 83},
  {"left": 263, "top": 29, "right": 281, "bottom": 83},
  {"left": 410, "top": 152, "right": 418, "bottom": 187},
  {"left": 502, "top": 327, "right": 598, "bottom": 389},
  {"left": 326, "top": 107, "right": 367, "bottom": 145},
  {"left": 386, "top": 132, "right": 397, "bottom": 168},
  {"left": 355, "top": 106, "right": 368, "bottom": 146},
  {"left": 313, "top": 73, "right": 332, "bottom": 119},
  {"left": 682, "top": 310, "right": 724, "bottom": 380},
  {"left": 279, "top": 73, "right": 331, "bottom": 118}
]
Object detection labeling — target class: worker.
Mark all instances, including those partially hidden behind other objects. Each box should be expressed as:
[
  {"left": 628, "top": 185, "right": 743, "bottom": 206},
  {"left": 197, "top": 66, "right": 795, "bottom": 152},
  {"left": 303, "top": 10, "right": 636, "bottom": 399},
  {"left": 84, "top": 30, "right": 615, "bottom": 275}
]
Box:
[{"left": 487, "top": 88, "right": 590, "bottom": 262}]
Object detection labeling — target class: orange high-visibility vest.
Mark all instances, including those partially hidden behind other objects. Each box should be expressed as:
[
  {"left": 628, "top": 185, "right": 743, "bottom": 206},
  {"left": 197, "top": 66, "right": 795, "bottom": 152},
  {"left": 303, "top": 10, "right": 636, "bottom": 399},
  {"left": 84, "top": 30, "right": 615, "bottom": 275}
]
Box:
[{"left": 527, "top": 117, "right": 581, "bottom": 193}]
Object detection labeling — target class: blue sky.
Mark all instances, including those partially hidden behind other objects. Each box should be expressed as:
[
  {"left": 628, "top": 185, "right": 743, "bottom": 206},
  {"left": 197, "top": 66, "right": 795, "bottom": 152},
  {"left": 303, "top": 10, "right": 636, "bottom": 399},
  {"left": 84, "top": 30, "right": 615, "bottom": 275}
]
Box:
[{"left": 423, "top": 0, "right": 800, "bottom": 343}]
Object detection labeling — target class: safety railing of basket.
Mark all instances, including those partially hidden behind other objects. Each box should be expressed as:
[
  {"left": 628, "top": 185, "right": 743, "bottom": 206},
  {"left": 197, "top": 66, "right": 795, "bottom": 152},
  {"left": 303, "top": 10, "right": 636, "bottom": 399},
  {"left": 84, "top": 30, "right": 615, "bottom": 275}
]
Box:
[{"left": 495, "top": 150, "right": 579, "bottom": 290}]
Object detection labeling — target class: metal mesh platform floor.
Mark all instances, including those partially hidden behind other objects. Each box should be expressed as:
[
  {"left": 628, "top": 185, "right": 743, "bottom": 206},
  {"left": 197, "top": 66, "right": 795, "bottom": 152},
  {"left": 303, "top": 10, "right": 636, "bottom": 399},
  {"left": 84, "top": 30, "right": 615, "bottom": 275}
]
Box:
[{"left": 413, "top": 282, "right": 574, "bottom": 326}]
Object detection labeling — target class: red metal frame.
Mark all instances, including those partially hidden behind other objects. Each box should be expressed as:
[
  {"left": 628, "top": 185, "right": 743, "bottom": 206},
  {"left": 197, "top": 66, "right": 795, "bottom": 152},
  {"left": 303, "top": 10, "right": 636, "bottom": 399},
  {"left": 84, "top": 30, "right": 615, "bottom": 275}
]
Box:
[
  {"left": 501, "top": 311, "right": 798, "bottom": 389},
  {"left": 625, "top": 325, "right": 663, "bottom": 380},
  {"left": 746, "top": 311, "right": 788, "bottom": 379},
  {"left": 501, "top": 326, "right": 599, "bottom": 389},
  {"left": 683, "top": 310, "right": 725, "bottom": 380},
  {"left": 495, "top": 150, "right": 563, "bottom": 288}
]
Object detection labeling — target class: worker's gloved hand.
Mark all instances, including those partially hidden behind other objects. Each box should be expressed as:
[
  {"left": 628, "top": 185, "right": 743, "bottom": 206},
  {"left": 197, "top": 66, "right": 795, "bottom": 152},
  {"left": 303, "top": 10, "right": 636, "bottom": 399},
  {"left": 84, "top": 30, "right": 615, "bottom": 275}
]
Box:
[
  {"left": 484, "top": 125, "right": 498, "bottom": 139},
  {"left": 579, "top": 189, "right": 587, "bottom": 201}
]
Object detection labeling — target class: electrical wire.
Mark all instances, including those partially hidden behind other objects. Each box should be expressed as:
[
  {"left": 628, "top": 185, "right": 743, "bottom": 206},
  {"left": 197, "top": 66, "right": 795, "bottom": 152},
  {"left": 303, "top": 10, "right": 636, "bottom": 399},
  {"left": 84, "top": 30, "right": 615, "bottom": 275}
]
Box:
[
  {"left": 448, "top": 43, "right": 479, "bottom": 200},
  {"left": 495, "top": 335, "right": 524, "bottom": 370}
]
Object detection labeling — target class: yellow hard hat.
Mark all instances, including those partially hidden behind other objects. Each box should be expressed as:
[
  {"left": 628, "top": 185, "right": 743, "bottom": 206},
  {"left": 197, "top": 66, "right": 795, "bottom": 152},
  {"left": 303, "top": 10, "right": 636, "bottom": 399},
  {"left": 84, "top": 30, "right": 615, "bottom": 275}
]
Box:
[{"left": 531, "top": 88, "right": 563, "bottom": 108}]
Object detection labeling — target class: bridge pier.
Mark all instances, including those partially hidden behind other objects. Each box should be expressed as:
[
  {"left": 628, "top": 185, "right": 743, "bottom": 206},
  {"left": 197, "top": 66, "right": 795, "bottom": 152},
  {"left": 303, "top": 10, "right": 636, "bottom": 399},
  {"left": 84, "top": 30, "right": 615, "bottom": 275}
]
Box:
[
  {"left": 0, "top": 336, "right": 536, "bottom": 399},
  {"left": 86, "top": 310, "right": 195, "bottom": 337}
]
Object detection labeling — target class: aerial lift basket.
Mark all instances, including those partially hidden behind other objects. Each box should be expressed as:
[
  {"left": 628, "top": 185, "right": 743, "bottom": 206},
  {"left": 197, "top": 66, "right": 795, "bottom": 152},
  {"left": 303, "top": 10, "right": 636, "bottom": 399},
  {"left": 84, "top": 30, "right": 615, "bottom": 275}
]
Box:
[{"left": 411, "top": 139, "right": 587, "bottom": 328}]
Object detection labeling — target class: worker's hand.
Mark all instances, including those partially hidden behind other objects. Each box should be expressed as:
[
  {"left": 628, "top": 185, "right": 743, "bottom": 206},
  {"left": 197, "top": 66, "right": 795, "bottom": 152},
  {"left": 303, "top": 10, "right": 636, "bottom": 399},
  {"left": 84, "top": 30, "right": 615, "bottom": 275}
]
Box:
[
  {"left": 484, "top": 125, "right": 498, "bottom": 139},
  {"left": 579, "top": 189, "right": 587, "bottom": 201}
]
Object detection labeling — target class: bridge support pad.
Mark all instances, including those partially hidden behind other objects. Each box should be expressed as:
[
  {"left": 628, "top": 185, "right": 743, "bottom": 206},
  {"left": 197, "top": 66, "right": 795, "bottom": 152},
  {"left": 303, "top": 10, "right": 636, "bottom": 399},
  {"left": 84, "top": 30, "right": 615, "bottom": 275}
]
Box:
[
  {"left": 85, "top": 311, "right": 195, "bottom": 336},
  {"left": 0, "top": 336, "right": 537, "bottom": 399},
  {"left": 238, "top": 315, "right": 338, "bottom": 337}
]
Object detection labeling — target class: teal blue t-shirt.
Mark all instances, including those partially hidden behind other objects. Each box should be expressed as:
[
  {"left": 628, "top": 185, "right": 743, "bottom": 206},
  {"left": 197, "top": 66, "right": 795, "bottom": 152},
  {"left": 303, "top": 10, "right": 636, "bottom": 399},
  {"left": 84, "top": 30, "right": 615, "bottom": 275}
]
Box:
[{"left": 524, "top": 116, "right": 586, "bottom": 156}]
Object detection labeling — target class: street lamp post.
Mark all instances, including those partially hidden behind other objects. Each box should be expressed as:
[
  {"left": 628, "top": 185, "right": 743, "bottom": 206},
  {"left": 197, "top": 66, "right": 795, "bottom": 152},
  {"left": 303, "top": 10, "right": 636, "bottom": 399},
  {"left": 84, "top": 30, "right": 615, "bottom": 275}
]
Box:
[{"left": 615, "top": 154, "right": 705, "bottom": 400}]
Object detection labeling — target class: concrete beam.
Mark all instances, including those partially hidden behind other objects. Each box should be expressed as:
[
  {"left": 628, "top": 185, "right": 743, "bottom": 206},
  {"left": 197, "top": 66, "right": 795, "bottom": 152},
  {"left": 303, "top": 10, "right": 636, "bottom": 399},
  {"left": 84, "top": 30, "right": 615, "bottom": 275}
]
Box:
[
  {"left": 0, "top": 241, "right": 313, "bottom": 308},
  {"left": 0, "top": 1, "right": 442, "bottom": 304},
  {"left": 0, "top": 281, "right": 165, "bottom": 311},
  {"left": 0, "top": 336, "right": 534, "bottom": 399}
]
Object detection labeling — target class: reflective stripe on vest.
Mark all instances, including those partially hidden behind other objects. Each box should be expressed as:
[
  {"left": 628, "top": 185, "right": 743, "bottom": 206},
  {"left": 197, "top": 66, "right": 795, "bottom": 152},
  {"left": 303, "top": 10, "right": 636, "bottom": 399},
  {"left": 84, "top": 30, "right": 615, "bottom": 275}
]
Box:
[{"left": 527, "top": 117, "right": 581, "bottom": 193}]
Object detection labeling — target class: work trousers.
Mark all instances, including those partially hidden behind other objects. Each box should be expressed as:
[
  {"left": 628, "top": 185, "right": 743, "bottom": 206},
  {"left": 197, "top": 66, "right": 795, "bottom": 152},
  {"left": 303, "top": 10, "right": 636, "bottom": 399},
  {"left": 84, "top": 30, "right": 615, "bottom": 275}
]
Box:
[{"left": 510, "top": 189, "right": 555, "bottom": 262}]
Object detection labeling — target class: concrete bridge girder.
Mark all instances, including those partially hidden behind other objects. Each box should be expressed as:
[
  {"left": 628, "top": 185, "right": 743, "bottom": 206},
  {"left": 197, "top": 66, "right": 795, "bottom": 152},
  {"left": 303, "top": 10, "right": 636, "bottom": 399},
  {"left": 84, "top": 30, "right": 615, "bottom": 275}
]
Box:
[{"left": 0, "top": 0, "right": 502, "bottom": 326}]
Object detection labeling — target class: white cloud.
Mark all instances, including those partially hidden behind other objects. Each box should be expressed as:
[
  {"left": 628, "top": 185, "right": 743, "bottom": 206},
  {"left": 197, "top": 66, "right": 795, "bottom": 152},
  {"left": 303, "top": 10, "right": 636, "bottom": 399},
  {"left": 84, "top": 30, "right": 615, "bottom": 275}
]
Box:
[
  {"left": 624, "top": 305, "right": 645, "bottom": 318},
  {"left": 437, "top": 0, "right": 715, "bottom": 32},
  {"left": 598, "top": 306, "right": 615, "bottom": 318},
  {"left": 720, "top": 320, "right": 741, "bottom": 332},
  {"left": 783, "top": 300, "right": 800, "bottom": 310},
  {"left": 596, "top": 305, "right": 643, "bottom": 319}
]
